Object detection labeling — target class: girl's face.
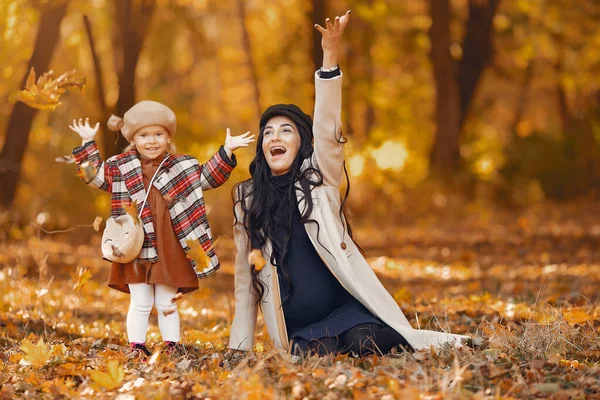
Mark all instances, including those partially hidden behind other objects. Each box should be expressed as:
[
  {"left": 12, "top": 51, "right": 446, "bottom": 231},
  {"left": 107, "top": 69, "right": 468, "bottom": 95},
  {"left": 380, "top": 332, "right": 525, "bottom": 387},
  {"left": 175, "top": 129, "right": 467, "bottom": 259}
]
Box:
[
  {"left": 261, "top": 116, "right": 301, "bottom": 176},
  {"left": 132, "top": 125, "right": 170, "bottom": 160}
]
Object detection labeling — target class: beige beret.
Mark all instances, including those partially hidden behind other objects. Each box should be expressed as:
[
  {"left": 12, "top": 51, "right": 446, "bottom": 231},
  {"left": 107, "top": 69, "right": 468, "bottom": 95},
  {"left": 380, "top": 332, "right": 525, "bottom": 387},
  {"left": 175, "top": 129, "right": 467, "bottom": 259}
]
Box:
[{"left": 107, "top": 100, "right": 177, "bottom": 141}]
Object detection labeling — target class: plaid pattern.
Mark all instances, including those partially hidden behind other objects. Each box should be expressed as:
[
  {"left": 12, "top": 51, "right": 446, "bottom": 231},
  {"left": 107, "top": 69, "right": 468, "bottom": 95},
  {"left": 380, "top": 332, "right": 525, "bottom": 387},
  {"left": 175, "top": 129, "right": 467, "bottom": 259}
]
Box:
[{"left": 73, "top": 140, "right": 236, "bottom": 277}]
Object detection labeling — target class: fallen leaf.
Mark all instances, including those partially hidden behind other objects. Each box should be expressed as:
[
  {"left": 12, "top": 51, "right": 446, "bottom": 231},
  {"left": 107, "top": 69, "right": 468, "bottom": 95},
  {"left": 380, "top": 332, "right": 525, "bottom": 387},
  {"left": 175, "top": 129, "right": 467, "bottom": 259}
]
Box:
[
  {"left": 20, "top": 338, "right": 51, "bottom": 367},
  {"left": 89, "top": 359, "right": 124, "bottom": 390},
  {"left": 562, "top": 308, "right": 593, "bottom": 325}
]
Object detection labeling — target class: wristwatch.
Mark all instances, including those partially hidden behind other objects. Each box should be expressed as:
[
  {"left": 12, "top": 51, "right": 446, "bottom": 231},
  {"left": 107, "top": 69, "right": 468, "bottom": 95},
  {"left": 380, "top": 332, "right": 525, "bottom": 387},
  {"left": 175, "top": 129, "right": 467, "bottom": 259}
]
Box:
[{"left": 320, "top": 64, "right": 340, "bottom": 73}]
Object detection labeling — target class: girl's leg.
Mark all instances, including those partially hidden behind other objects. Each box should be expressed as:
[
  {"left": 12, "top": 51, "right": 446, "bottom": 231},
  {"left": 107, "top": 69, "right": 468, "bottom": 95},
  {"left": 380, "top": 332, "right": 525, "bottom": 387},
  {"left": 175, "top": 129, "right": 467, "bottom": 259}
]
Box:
[
  {"left": 127, "top": 283, "right": 155, "bottom": 344},
  {"left": 154, "top": 284, "right": 180, "bottom": 342},
  {"left": 341, "top": 323, "right": 411, "bottom": 356}
]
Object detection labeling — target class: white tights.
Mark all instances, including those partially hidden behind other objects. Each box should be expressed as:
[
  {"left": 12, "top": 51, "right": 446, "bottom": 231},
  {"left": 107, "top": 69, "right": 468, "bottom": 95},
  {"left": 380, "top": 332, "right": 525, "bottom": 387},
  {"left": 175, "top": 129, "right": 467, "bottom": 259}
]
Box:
[{"left": 127, "top": 283, "right": 180, "bottom": 343}]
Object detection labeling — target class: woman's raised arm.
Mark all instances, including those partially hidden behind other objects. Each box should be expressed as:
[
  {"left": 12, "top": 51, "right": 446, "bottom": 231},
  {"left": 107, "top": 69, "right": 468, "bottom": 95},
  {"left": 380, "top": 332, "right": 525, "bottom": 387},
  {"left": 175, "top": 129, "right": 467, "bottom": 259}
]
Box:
[{"left": 312, "top": 11, "right": 350, "bottom": 187}]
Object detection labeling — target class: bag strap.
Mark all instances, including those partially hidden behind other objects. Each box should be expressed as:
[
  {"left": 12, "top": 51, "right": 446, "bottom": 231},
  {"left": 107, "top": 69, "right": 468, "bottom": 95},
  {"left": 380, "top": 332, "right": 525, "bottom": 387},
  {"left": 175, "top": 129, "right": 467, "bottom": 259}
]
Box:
[{"left": 138, "top": 154, "right": 170, "bottom": 218}]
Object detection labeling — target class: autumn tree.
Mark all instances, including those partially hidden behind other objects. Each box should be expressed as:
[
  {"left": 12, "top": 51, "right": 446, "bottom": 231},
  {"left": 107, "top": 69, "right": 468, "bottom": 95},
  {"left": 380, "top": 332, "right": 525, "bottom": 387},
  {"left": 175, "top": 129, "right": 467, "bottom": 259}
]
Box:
[
  {"left": 429, "top": 0, "right": 500, "bottom": 178},
  {"left": 0, "top": 1, "right": 69, "bottom": 210}
]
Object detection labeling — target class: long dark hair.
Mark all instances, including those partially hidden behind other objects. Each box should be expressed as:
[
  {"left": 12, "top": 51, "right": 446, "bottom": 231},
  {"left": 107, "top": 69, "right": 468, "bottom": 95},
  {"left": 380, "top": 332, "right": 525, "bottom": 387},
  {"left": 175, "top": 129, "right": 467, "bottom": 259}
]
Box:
[{"left": 232, "top": 113, "right": 362, "bottom": 303}]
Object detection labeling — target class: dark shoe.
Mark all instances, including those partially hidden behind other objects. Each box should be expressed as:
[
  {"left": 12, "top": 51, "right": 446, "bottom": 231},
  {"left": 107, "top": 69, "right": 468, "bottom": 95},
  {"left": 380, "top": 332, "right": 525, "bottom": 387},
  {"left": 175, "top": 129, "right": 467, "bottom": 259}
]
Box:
[
  {"left": 163, "top": 341, "right": 185, "bottom": 356},
  {"left": 130, "top": 343, "right": 152, "bottom": 358}
]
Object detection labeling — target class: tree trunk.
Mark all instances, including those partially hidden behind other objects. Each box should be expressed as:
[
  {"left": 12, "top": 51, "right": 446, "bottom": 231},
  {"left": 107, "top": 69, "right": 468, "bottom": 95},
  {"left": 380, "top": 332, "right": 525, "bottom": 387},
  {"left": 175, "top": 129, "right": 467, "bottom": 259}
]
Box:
[
  {"left": 0, "top": 1, "right": 69, "bottom": 210},
  {"left": 111, "top": 0, "right": 156, "bottom": 155},
  {"left": 458, "top": 0, "right": 500, "bottom": 128},
  {"left": 83, "top": 15, "right": 111, "bottom": 154},
  {"left": 311, "top": 0, "right": 329, "bottom": 73},
  {"left": 238, "top": 0, "right": 262, "bottom": 121},
  {"left": 429, "top": 0, "right": 461, "bottom": 176},
  {"left": 552, "top": 34, "right": 570, "bottom": 133}
]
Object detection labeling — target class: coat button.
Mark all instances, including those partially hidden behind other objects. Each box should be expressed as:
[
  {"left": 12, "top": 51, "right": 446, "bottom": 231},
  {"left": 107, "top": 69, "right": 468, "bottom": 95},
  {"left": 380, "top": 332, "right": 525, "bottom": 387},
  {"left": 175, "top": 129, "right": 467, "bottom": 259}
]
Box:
[{"left": 340, "top": 242, "right": 347, "bottom": 250}]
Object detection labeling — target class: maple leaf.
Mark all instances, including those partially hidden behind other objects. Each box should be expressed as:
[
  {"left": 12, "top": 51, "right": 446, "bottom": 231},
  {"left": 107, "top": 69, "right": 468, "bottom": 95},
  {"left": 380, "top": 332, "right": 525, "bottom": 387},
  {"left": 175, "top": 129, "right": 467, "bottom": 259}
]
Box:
[
  {"left": 185, "top": 237, "right": 219, "bottom": 270},
  {"left": 20, "top": 338, "right": 51, "bottom": 367},
  {"left": 562, "top": 308, "right": 593, "bottom": 325},
  {"left": 248, "top": 249, "right": 266, "bottom": 271},
  {"left": 9, "top": 68, "right": 85, "bottom": 111},
  {"left": 72, "top": 266, "right": 91, "bottom": 291},
  {"left": 89, "top": 359, "right": 124, "bottom": 390}
]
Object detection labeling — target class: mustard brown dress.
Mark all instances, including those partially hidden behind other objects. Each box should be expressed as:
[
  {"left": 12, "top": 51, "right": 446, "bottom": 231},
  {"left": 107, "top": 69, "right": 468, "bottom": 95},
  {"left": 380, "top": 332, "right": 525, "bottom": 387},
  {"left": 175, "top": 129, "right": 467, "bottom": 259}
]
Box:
[{"left": 107, "top": 156, "right": 199, "bottom": 294}]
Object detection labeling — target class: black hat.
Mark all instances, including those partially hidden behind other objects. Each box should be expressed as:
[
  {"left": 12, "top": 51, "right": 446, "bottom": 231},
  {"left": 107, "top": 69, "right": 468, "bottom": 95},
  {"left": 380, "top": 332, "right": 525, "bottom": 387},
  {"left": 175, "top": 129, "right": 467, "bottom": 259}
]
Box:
[{"left": 259, "top": 104, "right": 313, "bottom": 140}]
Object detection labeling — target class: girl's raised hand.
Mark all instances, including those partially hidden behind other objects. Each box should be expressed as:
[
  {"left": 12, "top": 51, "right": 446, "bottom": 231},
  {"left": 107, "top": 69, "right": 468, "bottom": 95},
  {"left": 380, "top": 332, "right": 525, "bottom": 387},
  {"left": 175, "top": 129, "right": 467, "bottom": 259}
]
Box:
[
  {"left": 224, "top": 128, "right": 255, "bottom": 157},
  {"left": 315, "top": 10, "right": 351, "bottom": 54},
  {"left": 69, "top": 118, "right": 99, "bottom": 143}
]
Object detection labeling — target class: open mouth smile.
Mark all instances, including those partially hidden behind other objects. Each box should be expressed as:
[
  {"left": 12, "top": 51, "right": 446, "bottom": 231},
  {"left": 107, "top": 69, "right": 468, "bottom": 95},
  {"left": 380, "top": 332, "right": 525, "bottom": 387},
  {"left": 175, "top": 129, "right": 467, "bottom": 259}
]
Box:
[{"left": 270, "top": 146, "right": 286, "bottom": 158}]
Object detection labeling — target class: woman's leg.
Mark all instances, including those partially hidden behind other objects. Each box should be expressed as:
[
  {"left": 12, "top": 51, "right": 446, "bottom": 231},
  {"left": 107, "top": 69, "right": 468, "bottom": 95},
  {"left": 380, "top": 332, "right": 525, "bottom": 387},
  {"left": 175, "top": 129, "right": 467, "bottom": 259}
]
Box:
[
  {"left": 305, "top": 336, "right": 342, "bottom": 356},
  {"left": 154, "top": 284, "right": 180, "bottom": 342},
  {"left": 341, "top": 323, "right": 411, "bottom": 356},
  {"left": 127, "top": 283, "right": 154, "bottom": 343}
]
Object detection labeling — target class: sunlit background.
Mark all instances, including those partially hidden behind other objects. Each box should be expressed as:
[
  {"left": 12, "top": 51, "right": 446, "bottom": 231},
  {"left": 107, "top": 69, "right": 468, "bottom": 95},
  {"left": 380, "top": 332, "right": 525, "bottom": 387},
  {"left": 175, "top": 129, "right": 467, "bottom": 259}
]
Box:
[{"left": 1, "top": 0, "right": 599, "bottom": 237}]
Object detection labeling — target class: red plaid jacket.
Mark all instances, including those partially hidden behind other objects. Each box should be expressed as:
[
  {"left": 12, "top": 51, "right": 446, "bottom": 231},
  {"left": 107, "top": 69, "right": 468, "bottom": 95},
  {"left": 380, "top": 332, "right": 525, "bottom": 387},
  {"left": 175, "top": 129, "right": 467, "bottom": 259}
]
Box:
[{"left": 73, "top": 140, "right": 236, "bottom": 277}]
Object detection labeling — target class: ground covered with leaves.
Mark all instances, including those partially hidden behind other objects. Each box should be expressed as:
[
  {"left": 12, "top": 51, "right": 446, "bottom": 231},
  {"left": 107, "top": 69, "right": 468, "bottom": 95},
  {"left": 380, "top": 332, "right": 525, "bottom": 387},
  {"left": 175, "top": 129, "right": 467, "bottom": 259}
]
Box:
[{"left": 1, "top": 202, "right": 599, "bottom": 399}]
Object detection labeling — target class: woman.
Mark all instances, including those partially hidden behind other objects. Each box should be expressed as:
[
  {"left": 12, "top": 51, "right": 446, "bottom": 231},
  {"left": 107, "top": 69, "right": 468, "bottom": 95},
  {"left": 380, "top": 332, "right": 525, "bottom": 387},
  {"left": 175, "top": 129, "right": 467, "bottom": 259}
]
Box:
[{"left": 229, "top": 11, "right": 469, "bottom": 356}]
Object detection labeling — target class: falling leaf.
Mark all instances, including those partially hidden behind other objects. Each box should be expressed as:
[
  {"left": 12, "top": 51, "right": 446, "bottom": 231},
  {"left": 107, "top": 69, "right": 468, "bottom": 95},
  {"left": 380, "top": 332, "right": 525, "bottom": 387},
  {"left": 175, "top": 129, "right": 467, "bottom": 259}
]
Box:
[
  {"left": 171, "top": 292, "right": 183, "bottom": 303},
  {"left": 248, "top": 249, "right": 266, "bottom": 271},
  {"left": 162, "top": 307, "right": 177, "bottom": 317},
  {"left": 185, "top": 238, "right": 219, "bottom": 270},
  {"left": 9, "top": 68, "right": 85, "bottom": 111},
  {"left": 55, "top": 155, "right": 75, "bottom": 164},
  {"left": 124, "top": 200, "right": 140, "bottom": 224},
  {"left": 92, "top": 216, "right": 103, "bottom": 232},
  {"left": 89, "top": 359, "right": 124, "bottom": 390},
  {"left": 72, "top": 266, "right": 91, "bottom": 291},
  {"left": 79, "top": 161, "right": 98, "bottom": 182},
  {"left": 20, "top": 338, "right": 51, "bottom": 367}
]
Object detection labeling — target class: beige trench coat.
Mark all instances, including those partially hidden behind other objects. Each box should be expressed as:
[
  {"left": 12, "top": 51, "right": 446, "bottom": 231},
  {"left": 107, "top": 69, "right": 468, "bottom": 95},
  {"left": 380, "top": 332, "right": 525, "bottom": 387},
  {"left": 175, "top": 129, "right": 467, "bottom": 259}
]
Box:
[{"left": 229, "top": 72, "right": 468, "bottom": 352}]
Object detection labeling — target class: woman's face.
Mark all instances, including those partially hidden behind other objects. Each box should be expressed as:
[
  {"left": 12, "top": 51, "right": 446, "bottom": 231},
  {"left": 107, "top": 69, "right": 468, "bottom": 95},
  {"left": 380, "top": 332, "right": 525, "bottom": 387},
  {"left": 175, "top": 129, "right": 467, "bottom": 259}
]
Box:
[
  {"left": 132, "top": 125, "right": 170, "bottom": 160},
  {"left": 261, "top": 115, "right": 302, "bottom": 176}
]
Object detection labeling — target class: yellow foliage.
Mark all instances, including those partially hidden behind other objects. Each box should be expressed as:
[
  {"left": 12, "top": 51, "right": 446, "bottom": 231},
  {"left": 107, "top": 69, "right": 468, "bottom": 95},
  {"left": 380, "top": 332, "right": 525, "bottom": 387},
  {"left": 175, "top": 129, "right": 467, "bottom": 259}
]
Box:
[
  {"left": 20, "top": 338, "right": 51, "bottom": 367},
  {"left": 185, "top": 237, "right": 219, "bottom": 270},
  {"left": 562, "top": 308, "right": 593, "bottom": 325},
  {"left": 9, "top": 68, "right": 85, "bottom": 110},
  {"left": 89, "top": 359, "right": 125, "bottom": 390}
]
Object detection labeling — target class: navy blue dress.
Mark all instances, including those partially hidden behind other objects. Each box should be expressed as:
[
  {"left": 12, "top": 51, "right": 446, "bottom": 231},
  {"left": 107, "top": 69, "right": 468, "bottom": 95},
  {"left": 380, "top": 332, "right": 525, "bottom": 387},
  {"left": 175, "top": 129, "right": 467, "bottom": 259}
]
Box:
[{"left": 270, "top": 173, "right": 383, "bottom": 350}]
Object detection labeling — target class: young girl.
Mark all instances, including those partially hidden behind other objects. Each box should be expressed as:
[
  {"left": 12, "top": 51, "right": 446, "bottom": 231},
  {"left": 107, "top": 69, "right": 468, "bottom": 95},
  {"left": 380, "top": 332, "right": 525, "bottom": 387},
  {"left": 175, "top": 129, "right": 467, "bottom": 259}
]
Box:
[{"left": 70, "top": 100, "right": 254, "bottom": 356}]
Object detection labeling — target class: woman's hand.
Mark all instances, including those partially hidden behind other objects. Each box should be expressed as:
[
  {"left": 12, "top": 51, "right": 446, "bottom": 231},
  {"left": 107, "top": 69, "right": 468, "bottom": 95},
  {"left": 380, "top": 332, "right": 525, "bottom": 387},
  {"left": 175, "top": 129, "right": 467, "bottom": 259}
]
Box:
[
  {"left": 224, "top": 128, "right": 255, "bottom": 158},
  {"left": 69, "top": 118, "right": 99, "bottom": 145},
  {"left": 315, "top": 10, "right": 351, "bottom": 69}
]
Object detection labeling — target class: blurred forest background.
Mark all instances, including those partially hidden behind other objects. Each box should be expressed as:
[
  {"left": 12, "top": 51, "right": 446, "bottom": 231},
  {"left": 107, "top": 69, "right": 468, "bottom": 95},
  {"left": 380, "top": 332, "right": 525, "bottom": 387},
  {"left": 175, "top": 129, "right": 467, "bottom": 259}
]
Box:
[
  {"left": 1, "top": 0, "right": 600, "bottom": 235},
  {"left": 1, "top": 2, "right": 600, "bottom": 398}
]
